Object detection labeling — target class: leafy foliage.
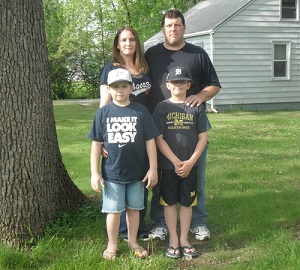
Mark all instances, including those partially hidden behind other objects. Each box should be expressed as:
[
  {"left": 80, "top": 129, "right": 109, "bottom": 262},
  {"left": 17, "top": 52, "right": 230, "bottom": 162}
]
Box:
[
  {"left": 44, "top": 0, "right": 72, "bottom": 99},
  {"left": 44, "top": 0, "right": 204, "bottom": 99}
]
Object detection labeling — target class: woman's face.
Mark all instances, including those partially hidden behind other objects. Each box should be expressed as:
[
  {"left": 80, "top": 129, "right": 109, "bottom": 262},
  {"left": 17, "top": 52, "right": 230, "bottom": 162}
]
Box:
[{"left": 117, "top": 30, "right": 137, "bottom": 57}]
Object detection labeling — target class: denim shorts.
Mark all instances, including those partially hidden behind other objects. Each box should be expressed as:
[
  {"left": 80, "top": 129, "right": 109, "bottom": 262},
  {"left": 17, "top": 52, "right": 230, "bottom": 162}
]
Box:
[{"left": 102, "top": 180, "right": 145, "bottom": 213}]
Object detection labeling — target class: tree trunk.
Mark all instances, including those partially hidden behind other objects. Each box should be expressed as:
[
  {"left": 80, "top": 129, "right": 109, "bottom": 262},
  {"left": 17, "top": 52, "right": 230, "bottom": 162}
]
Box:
[{"left": 0, "top": 1, "right": 86, "bottom": 247}]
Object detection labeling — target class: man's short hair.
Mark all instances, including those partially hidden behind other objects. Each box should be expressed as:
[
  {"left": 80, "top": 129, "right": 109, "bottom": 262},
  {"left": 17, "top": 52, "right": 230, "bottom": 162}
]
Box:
[{"left": 161, "top": 9, "right": 185, "bottom": 27}]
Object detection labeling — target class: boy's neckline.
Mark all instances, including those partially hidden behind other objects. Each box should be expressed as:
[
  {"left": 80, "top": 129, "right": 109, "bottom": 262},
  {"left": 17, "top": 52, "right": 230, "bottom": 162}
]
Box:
[
  {"left": 112, "top": 100, "right": 131, "bottom": 107},
  {"left": 168, "top": 98, "right": 185, "bottom": 103}
]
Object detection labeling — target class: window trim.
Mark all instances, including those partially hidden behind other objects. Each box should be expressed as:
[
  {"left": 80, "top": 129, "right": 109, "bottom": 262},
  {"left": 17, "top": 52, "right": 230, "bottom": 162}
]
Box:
[
  {"left": 271, "top": 41, "right": 291, "bottom": 80},
  {"left": 280, "top": 0, "right": 299, "bottom": 20}
]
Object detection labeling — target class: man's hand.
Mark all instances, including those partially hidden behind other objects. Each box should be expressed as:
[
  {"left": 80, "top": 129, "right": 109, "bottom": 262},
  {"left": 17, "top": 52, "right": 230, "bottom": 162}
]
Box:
[
  {"left": 185, "top": 94, "right": 204, "bottom": 107},
  {"left": 186, "top": 85, "right": 220, "bottom": 107}
]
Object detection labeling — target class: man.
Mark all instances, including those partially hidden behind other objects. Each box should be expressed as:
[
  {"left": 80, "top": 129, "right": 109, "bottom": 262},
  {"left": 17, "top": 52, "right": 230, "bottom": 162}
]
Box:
[{"left": 145, "top": 9, "right": 221, "bottom": 241}]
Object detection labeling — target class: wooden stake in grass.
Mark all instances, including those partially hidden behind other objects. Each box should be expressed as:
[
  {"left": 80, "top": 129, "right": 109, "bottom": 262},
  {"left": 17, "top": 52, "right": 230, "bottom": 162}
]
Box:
[{"left": 147, "top": 238, "right": 154, "bottom": 255}]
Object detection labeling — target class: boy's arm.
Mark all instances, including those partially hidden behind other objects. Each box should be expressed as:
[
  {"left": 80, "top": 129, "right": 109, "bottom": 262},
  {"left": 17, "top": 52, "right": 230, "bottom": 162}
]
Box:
[
  {"left": 144, "top": 138, "right": 158, "bottom": 189},
  {"left": 176, "top": 132, "right": 208, "bottom": 177},
  {"left": 155, "top": 135, "right": 182, "bottom": 169},
  {"left": 90, "top": 140, "right": 104, "bottom": 192},
  {"left": 189, "top": 131, "right": 208, "bottom": 166}
]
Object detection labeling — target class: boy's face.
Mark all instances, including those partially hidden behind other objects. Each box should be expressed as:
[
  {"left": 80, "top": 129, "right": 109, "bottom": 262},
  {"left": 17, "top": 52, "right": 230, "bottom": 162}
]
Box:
[
  {"left": 166, "top": 80, "right": 191, "bottom": 96},
  {"left": 109, "top": 82, "right": 133, "bottom": 105}
]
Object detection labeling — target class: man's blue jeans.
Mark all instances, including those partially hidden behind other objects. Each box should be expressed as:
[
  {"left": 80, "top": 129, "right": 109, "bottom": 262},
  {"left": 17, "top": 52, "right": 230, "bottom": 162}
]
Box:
[{"left": 150, "top": 144, "right": 208, "bottom": 229}]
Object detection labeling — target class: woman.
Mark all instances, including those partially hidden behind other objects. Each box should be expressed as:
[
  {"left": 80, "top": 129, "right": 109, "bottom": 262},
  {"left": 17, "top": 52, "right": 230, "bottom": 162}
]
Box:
[
  {"left": 98, "top": 26, "right": 151, "bottom": 243},
  {"left": 99, "top": 26, "right": 151, "bottom": 108}
]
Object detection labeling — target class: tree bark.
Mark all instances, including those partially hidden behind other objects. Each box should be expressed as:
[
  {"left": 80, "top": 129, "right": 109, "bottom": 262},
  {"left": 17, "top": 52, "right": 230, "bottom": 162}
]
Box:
[{"left": 0, "top": 0, "right": 86, "bottom": 247}]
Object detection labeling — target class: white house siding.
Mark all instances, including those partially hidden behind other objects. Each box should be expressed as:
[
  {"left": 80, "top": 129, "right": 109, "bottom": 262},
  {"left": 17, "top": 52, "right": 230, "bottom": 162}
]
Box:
[
  {"left": 186, "top": 35, "right": 211, "bottom": 54},
  {"left": 208, "top": 0, "right": 300, "bottom": 110},
  {"left": 144, "top": 0, "right": 300, "bottom": 110}
]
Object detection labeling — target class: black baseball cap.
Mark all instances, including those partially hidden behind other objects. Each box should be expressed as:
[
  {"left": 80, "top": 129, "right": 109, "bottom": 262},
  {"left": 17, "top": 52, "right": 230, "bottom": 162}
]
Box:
[{"left": 166, "top": 66, "right": 192, "bottom": 82}]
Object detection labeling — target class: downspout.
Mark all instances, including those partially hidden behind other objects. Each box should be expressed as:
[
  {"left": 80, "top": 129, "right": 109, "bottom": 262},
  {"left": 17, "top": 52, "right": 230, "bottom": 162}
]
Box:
[{"left": 210, "top": 31, "right": 218, "bottom": 113}]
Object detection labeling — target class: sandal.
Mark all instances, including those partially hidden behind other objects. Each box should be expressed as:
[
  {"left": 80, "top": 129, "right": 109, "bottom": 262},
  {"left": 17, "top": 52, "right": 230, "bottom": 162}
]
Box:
[
  {"left": 132, "top": 246, "right": 148, "bottom": 259},
  {"left": 165, "top": 245, "right": 180, "bottom": 259},
  {"left": 180, "top": 245, "right": 199, "bottom": 257},
  {"left": 103, "top": 249, "right": 117, "bottom": 260}
]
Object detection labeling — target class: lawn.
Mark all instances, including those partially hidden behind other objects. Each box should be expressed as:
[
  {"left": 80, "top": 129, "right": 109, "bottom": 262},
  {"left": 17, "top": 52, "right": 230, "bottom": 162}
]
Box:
[{"left": 1, "top": 102, "right": 299, "bottom": 269}]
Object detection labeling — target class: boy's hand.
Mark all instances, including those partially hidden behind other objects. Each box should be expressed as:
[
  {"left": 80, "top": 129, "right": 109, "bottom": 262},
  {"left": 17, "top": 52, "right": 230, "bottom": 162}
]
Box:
[
  {"left": 91, "top": 173, "right": 104, "bottom": 193},
  {"left": 175, "top": 160, "right": 193, "bottom": 178},
  {"left": 143, "top": 168, "right": 158, "bottom": 189}
]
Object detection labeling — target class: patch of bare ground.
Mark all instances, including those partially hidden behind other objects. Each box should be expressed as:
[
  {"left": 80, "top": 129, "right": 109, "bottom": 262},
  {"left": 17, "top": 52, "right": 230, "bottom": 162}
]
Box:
[
  {"left": 175, "top": 241, "right": 224, "bottom": 269},
  {"left": 291, "top": 222, "right": 300, "bottom": 241},
  {"left": 173, "top": 237, "right": 255, "bottom": 269}
]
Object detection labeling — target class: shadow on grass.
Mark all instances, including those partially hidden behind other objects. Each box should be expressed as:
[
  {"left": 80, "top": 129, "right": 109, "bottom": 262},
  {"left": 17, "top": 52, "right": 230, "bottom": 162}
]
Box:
[{"left": 172, "top": 185, "right": 300, "bottom": 269}]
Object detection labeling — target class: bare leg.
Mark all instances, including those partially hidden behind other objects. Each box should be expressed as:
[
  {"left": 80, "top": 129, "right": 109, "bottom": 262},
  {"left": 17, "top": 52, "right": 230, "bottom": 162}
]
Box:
[
  {"left": 127, "top": 208, "right": 148, "bottom": 258},
  {"left": 165, "top": 205, "right": 179, "bottom": 248},
  {"left": 180, "top": 205, "right": 196, "bottom": 253},
  {"left": 106, "top": 212, "right": 121, "bottom": 252},
  {"left": 180, "top": 205, "right": 192, "bottom": 246},
  {"left": 127, "top": 208, "right": 140, "bottom": 248}
]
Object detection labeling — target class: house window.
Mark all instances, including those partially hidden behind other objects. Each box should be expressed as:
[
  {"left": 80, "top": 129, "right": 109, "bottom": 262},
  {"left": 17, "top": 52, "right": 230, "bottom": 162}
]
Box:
[
  {"left": 272, "top": 41, "right": 291, "bottom": 79},
  {"left": 281, "top": 0, "right": 298, "bottom": 19}
]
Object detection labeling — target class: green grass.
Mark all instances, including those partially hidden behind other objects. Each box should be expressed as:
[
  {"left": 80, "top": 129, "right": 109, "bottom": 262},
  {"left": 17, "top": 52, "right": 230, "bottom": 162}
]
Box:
[{"left": 1, "top": 103, "right": 299, "bottom": 269}]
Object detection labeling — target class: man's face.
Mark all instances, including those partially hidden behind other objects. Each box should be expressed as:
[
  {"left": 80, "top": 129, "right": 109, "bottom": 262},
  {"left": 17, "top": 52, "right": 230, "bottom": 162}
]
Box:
[{"left": 162, "top": 17, "right": 186, "bottom": 47}]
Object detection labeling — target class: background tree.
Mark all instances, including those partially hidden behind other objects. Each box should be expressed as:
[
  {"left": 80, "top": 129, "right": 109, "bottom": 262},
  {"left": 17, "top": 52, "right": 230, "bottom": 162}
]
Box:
[
  {"left": 0, "top": 0, "right": 86, "bottom": 247},
  {"left": 43, "top": 0, "right": 203, "bottom": 99},
  {"left": 44, "top": 0, "right": 72, "bottom": 99}
]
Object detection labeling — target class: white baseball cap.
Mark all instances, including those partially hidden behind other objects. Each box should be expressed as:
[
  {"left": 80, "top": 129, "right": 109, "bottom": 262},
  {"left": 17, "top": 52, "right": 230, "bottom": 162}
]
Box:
[{"left": 107, "top": 68, "right": 132, "bottom": 86}]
